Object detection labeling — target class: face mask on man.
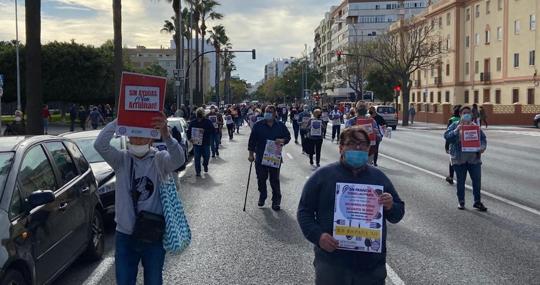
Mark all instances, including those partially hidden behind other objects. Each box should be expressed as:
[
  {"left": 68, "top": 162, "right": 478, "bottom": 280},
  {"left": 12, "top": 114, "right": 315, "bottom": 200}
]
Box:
[
  {"left": 264, "top": 112, "right": 274, "bottom": 120},
  {"left": 343, "top": 150, "right": 369, "bottom": 168},
  {"left": 128, "top": 144, "right": 150, "bottom": 157},
  {"left": 462, "top": 113, "right": 472, "bottom": 122},
  {"left": 15, "top": 116, "right": 22, "bottom": 122}
]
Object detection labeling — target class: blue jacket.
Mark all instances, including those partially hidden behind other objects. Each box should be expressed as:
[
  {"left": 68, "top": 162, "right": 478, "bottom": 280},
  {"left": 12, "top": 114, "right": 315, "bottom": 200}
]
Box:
[
  {"left": 248, "top": 120, "right": 291, "bottom": 164},
  {"left": 444, "top": 122, "right": 487, "bottom": 165}
]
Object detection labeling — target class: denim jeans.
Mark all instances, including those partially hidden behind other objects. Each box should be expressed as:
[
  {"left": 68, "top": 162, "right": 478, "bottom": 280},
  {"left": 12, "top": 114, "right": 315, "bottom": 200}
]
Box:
[
  {"left": 115, "top": 231, "right": 166, "bottom": 285},
  {"left": 211, "top": 133, "right": 220, "bottom": 156},
  {"left": 193, "top": 144, "right": 210, "bottom": 174},
  {"left": 332, "top": 125, "right": 341, "bottom": 140},
  {"left": 453, "top": 162, "right": 482, "bottom": 203},
  {"left": 43, "top": 119, "right": 49, "bottom": 134}
]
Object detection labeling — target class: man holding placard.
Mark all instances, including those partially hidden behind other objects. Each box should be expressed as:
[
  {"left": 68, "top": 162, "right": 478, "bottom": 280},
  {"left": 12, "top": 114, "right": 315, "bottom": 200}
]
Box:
[
  {"left": 306, "top": 108, "right": 324, "bottom": 167},
  {"left": 188, "top": 108, "right": 215, "bottom": 177},
  {"left": 297, "top": 126, "right": 404, "bottom": 284},
  {"left": 330, "top": 106, "right": 343, "bottom": 143},
  {"left": 444, "top": 106, "right": 488, "bottom": 211},
  {"left": 248, "top": 105, "right": 291, "bottom": 211}
]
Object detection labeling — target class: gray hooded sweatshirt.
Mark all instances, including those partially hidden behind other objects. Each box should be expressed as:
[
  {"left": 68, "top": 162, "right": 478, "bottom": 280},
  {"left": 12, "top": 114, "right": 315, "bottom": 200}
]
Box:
[{"left": 94, "top": 120, "right": 185, "bottom": 235}]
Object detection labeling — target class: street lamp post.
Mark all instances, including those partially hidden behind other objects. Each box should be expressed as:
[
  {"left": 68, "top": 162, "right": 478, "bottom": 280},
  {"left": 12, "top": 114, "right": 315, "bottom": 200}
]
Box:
[{"left": 15, "top": 0, "right": 21, "bottom": 111}]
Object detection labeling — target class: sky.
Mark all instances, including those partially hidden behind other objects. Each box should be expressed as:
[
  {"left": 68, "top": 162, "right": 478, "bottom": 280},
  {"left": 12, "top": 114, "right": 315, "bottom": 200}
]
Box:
[{"left": 0, "top": 0, "right": 334, "bottom": 84}]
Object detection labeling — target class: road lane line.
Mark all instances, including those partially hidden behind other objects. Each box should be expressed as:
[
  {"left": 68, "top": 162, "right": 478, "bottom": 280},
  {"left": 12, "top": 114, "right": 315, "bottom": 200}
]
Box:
[
  {"left": 386, "top": 264, "right": 405, "bottom": 285},
  {"left": 380, "top": 153, "right": 540, "bottom": 216},
  {"left": 82, "top": 256, "right": 114, "bottom": 285},
  {"left": 287, "top": 153, "right": 294, "bottom": 160}
]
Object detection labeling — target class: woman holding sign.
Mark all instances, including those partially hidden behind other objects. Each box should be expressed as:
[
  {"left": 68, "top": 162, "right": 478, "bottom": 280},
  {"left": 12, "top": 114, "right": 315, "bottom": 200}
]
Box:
[
  {"left": 297, "top": 126, "right": 404, "bottom": 285},
  {"left": 307, "top": 108, "right": 324, "bottom": 167},
  {"left": 444, "top": 106, "right": 488, "bottom": 211}
]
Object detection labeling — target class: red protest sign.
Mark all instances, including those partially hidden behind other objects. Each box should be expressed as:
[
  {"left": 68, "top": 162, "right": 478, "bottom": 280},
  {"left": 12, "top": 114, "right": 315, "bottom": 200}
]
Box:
[
  {"left": 116, "top": 72, "right": 167, "bottom": 139},
  {"left": 461, "top": 125, "right": 481, "bottom": 152},
  {"left": 356, "top": 118, "right": 376, "bottom": 146}
]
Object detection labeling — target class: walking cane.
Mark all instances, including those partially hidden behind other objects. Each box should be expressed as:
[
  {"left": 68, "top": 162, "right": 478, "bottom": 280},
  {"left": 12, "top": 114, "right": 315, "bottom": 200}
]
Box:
[{"left": 242, "top": 161, "right": 254, "bottom": 212}]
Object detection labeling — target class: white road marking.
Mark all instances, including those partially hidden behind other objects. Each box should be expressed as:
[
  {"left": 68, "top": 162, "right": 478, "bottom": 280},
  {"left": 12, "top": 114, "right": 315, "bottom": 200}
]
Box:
[
  {"left": 82, "top": 256, "right": 115, "bottom": 285},
  {"left": 380, "top": 153, "right": 540, "bottom": 216},
  {"left": 286, "top": 153, "right": 294, "bottom": 160},
  {"left": 386, "top": 264, "right": 405, "bottom": 285}
]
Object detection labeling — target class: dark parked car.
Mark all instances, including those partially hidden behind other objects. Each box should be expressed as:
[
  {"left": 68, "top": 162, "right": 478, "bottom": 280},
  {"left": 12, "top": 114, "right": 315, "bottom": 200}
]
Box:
[
  {"left": 61, "top": 130, "right": 127, "bottom": 214},
  {"left": 534, "top": 114, "right": 540, "bottom": 128},
  {"left": 0, "top": 136, "right": 104, "bottom": 285}
]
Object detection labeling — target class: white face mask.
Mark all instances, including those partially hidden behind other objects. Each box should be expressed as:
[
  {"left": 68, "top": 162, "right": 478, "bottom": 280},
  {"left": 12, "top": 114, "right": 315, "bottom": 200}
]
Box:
[
  {"left": 15, "top": 117, "right": 22, "bottom": 122},
  {"left": 128, "top": 144, "right": 150, "bottom": 157}
]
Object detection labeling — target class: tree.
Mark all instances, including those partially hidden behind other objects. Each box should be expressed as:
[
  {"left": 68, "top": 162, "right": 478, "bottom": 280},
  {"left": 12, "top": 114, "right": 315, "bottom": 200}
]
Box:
[
  {"left": 113, "top": 0, "right": 122, "bottom": 116},
  {"left": 207, "top": 25, "right": 228, "bottom": 106},
  {"left": 333, "top": 41, "right": 373, "bottom": 102},
  {"left": 366, "top": 67, "right": 398, "bottom": 103},
  {"left": 25, "top": 0, "right": 42, "bottom": 134},
  {"left": 362, "top": 17, "right": 443, "bottom": 126},
  {"left": 275, "top": 59, "right": 322, "bottom": 103}
]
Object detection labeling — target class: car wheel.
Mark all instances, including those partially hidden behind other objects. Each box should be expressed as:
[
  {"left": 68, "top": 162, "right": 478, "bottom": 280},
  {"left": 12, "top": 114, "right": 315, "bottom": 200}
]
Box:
[
  {"left": 82, "top": 209, "right": 105, "bottom": 261},
  {"left": 0, "top": 269, "right": 27, "bottom": 285},
  {"left": 392, "top": 126, "right": 397, "bottom": 130},
  {"left": 535, "top": 120, "right": 539, "bottom": 128}
]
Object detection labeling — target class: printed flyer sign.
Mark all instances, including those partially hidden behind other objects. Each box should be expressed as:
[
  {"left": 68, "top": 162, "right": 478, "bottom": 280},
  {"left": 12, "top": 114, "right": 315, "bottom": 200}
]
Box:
[
  {"left": 356, "top": 118, "right": 377, "bottom": 146},
  {"left": 261, "top": 140, "right": 282, "bottom": 168},
  {"left": 322, "top": 112, "right": 329, "bottom": 122},
  {"left": 191, "top": 127, "right": 204, "bottom": 146},
  {"left": 333, "top": 183, "right": 384, "bottom": 253},
  {"left": 301, "top": 117, "right": 311, "bottom": 129},
  {"left": 116, "top": 72, "right": 167, "bottom": 139},
  {"left": 225, "top": 115, "right": 234, "bottom": 125},
  {"left": 310, "top": 120, "right": 322, "bottom": 136},
  {"left": 461, "top": 125, "right": 481, "bottom": 152},
  {"left": 209, "top": 115, "right": 218, "bottom": 129}
]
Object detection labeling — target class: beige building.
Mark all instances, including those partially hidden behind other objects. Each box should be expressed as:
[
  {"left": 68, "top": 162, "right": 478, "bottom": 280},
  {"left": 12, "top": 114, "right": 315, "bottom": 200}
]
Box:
[{"left": 399, "top": 0, "right": 540, "bottom": 107}]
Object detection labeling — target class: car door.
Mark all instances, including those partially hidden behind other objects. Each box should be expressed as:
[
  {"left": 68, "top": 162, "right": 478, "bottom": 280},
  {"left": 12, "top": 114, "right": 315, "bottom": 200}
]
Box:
[
  {"left": 16, "top": 144, "right": 70, "bottom": 284},
  {"left": 43, "top": 142, "right": 88, "bottom": 256}
]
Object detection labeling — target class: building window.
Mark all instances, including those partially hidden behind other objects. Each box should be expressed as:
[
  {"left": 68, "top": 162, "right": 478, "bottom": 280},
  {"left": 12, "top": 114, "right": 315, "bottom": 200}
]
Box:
[
  {"left": 445, "top": 91, "right": 450, "bottom": 102},
  {"left": 527, "top": 88, "right": 535, "bottom": 104},
  {"left": 465, "top": 35, "right": 470, "bottom": 48},
  {"left": 446, "top": 64, "right": 450, "bottom": 76},
  {"left": 417, "top": 93, "right": 421, "bottom": 102},
  {"left": 447, "top": 35, "right": 451, "bottom": 49},
  {"left": 447, "top": 13, "right": 451, "bottom": 26},
  {"left": 496, "top": 57, "right": 502, "bottom": 71},
  {"left": 465, "top": 91, "right": 470, "bottom": 103},
  {"left": 475, "top": 61, "right": 479, "bottom": 74},
  {"left": 439, "top": 17, "right": 443, "bottom": 28},
  {"left": 475, "top": 33, "right": 480, "bottom": 45},
  {"left": 483, "top": 90, "right": 490, "bottom": 103},
  {"left": 514, "top": 20, "right": 520, "bottom": 34},
  {"left": 530, "top": 50, "right": 536, "bottom": 66},
  {"left": 466, "top": 62, "right": 470, "bottom": 75},
  {"left": 437, "top": 92, "right": 442, "bottom": 103},
  {"left": 531, "top": 15, "right": 537, "bottom": 30},
  {"left": 466, "top": 8, "right": 471, "bottom": 21},
  {"left": 474, "top": 91, "right": 479, "bottom": 103},
  {"left": 497, "top": 27, "right": 503, "bottom": 40},
  {"left": 512, "top": 89, "right": 519, "bottom": 103},
  {"left": 486, "top": 1, "right": 491, "bottom": 14},
  {"left": 495, "top": 90, "right": 501, "bottom": 104},
  {"left": 430, "top": 92, "right": 434, "bottom": 103},
  {"left": 485, "top": 30, "right": 490, "bottom": 44},
  {"left": 498, "top": 0, "right": 503, "bottom": 10},
  {"left": 514, "top": 53, "right": 520, "bottom": 67},
  {"left": 475, "top": 4, "right": 480, "bottom": 18}
]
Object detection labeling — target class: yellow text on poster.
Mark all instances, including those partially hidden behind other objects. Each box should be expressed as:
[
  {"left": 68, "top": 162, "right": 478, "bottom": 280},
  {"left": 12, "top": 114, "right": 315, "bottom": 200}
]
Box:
[{"left": 335, "top": 226, "right": 380, "bottom": 239}]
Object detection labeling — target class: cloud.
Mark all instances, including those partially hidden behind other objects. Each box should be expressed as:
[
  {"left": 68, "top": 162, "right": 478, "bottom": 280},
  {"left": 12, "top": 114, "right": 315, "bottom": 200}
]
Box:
[{"left": 0, "top": 0, "right": 335, "bottom": 84}]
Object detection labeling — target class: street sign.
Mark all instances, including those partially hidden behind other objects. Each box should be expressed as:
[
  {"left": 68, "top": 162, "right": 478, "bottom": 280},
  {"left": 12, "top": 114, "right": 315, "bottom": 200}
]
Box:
[
  {"left": 173, "top": 69, "right": 184, "bottom": 80},
  {"left": 0, "top": 74, "right": 4, "bottom": 87}
]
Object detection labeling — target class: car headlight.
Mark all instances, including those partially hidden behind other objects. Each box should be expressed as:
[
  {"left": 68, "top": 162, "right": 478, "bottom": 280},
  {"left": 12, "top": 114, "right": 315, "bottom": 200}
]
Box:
[{"left": 97, "top": 177, "right": 116, "bottom": 195}]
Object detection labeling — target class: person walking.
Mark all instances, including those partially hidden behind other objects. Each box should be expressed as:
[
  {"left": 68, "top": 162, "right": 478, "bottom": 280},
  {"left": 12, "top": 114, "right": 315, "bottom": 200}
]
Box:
[
  {"left": 78, "top": 106, "right": 88, "bottom": 131},
  {"left": 472, "top": 104, "right": 480, "bottom": 125},
  {"left": 94, "top": 114, "right": 185, "bottom": 285},
  {"left": 298, "top": 105, "right": 312, "bottom": 154},
  {"left": 41, "top": 104, "right": 51, "bottom": 135},
  {"left": 444, "top": 106, "right": 488, "bottom": 211},
  {"left": 207, "top": 107, "right": 223, "bottom": 157},
  {"left": 290, "top": 105, "right": 301, "bottom": 144},
  {"left": 297, "top": 126, "right": 405, "bottom": 285},
  {"left": 225, "top": 109, "right": 235, "bottom": 140},
  {"left": 281, "top": 105, "right": 289, "bottom": 123},
  {"left": 369, "top": 106, "right": 387, "bottom": 167},
  {"left": 479, "top": 106, "right": 488, "bottom": 128},
  {"left": 321, "top": 107, "right": 329, "bottom": 138},
  {"left": 345, "top": 102, "right": 381, "bottom": 165},
  {"left": 3, "top": 110, "right": 26, "bottom": 136},
  {"left": 307, "top": 108, "right": 324, "bottom": 167},
  {"left": 248, "top": 105, "right": 291, "bottom": 211},
  {"left": 69, "top": 104, "right": 77, "bottom": 132},
  {"left": 330, "top": 106, "right": 343, "bottom": 143},
  {"left": 87, "top": 107, "right": 105, "bottom": 130},
  {"left": 445, "top": 105, "right": 461, "bottom": 184},
  {"left": 187, "top": 108, "right": 215, "bottom": 177},
  {"left": 409, "top": 104, "right": 416, "bottom": 125}
]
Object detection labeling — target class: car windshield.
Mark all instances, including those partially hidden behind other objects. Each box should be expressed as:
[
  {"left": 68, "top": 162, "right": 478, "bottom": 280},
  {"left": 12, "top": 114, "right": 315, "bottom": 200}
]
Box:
[
  {"left": 377, "top": 107, "right": 396, "bottom": 114},
  {"left": 74, "top": 137, "right": 122, "bottom": 163},
  {"left": 0, "top": 152, "right": 14, "bottom": 196}
]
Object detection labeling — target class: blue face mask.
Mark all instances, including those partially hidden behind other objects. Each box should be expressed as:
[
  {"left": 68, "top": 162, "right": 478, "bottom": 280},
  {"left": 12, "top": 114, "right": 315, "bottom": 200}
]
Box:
[
  {"left": 343, "top": 150, "right": 369, "bottom": 168},
  {"left": 264, "top": 112, "right": 274, "bottom": 120},
  {"left": 462, "top": 113, "right": 472, "bottom": 122}
]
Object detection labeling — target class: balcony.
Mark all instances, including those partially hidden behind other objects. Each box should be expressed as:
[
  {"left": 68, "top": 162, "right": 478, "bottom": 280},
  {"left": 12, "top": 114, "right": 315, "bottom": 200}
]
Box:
[{"left": 480, "top": 72, "right": 491, "bottom": 83}]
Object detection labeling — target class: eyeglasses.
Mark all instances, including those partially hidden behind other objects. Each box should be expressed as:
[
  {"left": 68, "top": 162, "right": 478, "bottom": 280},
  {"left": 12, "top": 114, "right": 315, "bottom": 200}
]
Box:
[{"left": 343, "top": 142, "right": 370, "bottom": 149}]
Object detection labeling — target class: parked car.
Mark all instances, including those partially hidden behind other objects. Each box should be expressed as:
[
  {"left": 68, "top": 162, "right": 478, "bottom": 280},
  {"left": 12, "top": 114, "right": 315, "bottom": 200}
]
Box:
[
  {"left": 61, "top": 131, "right": 127, "bottom": 214},
  {"left": 0, "top": 136, "right": 104, "bottom": 285},
  {"left": 374, "top": 105, "right": 398, "bottom": 130},
  {"left": 535, "top": 114, "right": 540, "bottom": 128}
]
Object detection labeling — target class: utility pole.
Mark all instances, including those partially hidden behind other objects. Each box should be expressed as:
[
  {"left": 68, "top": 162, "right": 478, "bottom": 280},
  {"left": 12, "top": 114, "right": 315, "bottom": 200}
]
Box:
[
  {"left": 15, "top": 0, "right": 21, "bottom": 111},
  {"left": 175, "top": 0, "right": 184, "bottom": 110}
]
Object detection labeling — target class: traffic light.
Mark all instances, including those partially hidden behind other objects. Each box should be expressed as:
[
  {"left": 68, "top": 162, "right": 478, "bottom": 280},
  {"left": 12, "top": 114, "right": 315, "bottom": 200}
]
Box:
[
  {"left": 393, "top": 85, "right": 401, "bottom": 92},
  {"left": 336, "top": 51, "right": 342, "bottom": 61}
]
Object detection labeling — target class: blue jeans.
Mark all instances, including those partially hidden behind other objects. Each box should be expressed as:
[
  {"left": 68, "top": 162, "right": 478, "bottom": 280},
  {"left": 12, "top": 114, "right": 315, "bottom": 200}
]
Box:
[
  {"left": 43, "top": 119, "right": 49, "bottom": 134},
  {"left": 453, "top": 162, "right": 482, "bottom": 203},
  {"left": 115, "top": 231, "right": 166, "bottom": 285},
  {"left": 211, "top": 133, "right": 220, "bottom": 156},
  {"left": 193, "top": 144, "right": 210, "bottom": 174}
]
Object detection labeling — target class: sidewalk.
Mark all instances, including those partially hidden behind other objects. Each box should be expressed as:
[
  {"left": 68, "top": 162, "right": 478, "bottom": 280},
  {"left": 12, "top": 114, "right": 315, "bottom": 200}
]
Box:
[{"left": 399, "top": 120, "right": 537, "bottom": 131}]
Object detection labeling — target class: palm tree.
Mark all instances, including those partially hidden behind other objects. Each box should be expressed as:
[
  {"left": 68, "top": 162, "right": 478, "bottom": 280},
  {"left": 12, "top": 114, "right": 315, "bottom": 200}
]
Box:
[
  {"left": 207, "top": 25, "right": 228, "bottom": 106},
  {"left": 185, "top": 0, "right": 201, "bottom": 105},
  {"left": 25, "top": 0, "right": 43, "bottom": 134},
  {"left": 196, "top": 0, "right": 223, "bottom": 103},
  {"left": 113, "top": 0, "right": 122, "bottom": 116}
]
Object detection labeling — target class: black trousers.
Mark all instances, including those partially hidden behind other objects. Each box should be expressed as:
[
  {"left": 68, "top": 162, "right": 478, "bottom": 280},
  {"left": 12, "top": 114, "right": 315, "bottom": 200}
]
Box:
[
  {"left": 226, "top": 123, "right": 235, "bottom": 139},
  {"left": 255, "top": 163, "right": 281, "bottom": 205},
  {"left": 292, "top": 123, "right": 300, "bottom": 141},
  {"left": 322, "top": 122, "right": 328, "bottom": 137},
  {"left": 373, "top": 139, "right": 381, "bottom": 164},
  {"left": 314, "top": 259, "right": 385, "bottom": 285},
  {"left": 332, "top": 125, "right": 341, "bottom": 140},
  {"left": 309, "top": 139, "right": 323, "bottom": 164}
]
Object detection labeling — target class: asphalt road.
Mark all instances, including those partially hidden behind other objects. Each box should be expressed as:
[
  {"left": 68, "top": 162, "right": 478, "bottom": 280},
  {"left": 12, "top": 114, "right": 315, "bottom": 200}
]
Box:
[{"left": 51, "top": 122, "right": 540, "bottom": 285}]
